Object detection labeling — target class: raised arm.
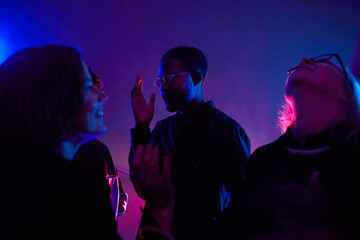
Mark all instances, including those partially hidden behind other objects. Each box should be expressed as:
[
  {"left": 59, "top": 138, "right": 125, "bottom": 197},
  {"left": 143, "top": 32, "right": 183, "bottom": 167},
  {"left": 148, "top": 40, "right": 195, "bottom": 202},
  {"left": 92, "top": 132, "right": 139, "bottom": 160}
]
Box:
[
  {"left": 129, "top": 74, "right": 157, "bottom": 197},
  {"left": 131, "top": 74, "right": 156, "bottom": 130}
]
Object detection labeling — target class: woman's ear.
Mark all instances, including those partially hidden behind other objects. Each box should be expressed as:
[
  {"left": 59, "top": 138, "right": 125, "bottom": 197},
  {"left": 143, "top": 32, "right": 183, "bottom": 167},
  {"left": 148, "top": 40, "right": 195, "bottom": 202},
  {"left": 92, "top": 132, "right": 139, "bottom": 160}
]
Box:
[{"left": 190, "top": 71, "right": 202, "bottom": 86}]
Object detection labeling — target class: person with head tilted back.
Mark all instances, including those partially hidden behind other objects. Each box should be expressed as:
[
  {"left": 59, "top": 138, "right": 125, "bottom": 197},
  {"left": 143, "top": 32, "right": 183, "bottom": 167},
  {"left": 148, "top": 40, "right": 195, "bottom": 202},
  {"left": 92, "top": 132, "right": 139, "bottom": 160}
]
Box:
[{"left": 239, "top": 52, "right": 360, "bottom": 240}]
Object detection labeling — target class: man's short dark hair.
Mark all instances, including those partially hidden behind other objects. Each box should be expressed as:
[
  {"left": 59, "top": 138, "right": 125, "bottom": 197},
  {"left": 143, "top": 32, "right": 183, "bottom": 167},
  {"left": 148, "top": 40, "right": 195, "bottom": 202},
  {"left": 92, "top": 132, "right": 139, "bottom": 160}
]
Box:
[{"left": 161, "top": 46, "right": 208, "bottom": 80}]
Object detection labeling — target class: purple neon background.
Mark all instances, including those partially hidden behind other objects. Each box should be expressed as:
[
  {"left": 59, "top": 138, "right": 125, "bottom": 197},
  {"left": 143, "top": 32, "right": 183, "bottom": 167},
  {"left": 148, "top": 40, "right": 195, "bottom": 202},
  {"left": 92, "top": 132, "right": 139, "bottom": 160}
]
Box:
[{"left": 1, "top": 0, "right": 359, "bottom": 239}]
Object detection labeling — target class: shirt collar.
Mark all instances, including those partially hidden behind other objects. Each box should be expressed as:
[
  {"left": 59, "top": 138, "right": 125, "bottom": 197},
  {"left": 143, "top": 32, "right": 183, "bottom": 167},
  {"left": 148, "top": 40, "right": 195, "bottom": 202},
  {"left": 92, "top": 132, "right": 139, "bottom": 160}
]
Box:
[{"left": 175, "top": 101, "right": 215, "bottom": 122}]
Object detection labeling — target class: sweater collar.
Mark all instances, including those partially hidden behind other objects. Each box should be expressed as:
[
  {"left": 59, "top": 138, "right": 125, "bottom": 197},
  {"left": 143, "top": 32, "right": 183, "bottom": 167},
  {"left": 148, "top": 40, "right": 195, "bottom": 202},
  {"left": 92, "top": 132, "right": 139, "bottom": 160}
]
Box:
[{"left": 282, "top": 122, "right": 357, "bottom": 154}]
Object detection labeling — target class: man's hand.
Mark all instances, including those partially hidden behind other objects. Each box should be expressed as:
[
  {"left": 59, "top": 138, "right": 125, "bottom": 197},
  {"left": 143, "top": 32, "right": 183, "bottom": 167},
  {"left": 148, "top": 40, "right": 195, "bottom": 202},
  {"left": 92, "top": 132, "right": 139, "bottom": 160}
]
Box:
[
  {"left": 131, "top": 74, "right": 155, "bottom": 130},
  {"left": 131, "top": 144, "right": 174, "bottom": 238}
]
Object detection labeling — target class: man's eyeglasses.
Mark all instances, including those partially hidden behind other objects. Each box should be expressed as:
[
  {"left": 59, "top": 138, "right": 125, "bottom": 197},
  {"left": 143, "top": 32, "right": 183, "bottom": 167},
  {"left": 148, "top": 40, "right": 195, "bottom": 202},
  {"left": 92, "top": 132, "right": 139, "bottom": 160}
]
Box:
[
  {"left": 287, "top": 53, "right": 348, "bottom": 80},
  {"left": 154, "top": 71, "right": 189, "bottom": 87}
]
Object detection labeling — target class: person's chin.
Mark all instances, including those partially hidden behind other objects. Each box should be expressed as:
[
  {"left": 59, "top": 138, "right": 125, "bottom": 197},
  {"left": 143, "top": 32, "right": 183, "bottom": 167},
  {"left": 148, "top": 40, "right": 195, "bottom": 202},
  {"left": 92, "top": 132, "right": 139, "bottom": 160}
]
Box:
[
  {"left": 95, "top": 125, "right": 107, "bottom": 135},
  {"left": 86, "top": 125, "right": 107, "bottom": 138}
]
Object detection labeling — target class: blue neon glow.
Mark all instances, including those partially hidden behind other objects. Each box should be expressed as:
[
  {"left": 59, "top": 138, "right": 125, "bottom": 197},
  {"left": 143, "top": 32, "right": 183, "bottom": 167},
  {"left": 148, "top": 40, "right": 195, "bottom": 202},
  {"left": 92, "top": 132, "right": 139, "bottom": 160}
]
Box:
[{"left": 0, "top": 36, "right": 9, "bottom": 65}]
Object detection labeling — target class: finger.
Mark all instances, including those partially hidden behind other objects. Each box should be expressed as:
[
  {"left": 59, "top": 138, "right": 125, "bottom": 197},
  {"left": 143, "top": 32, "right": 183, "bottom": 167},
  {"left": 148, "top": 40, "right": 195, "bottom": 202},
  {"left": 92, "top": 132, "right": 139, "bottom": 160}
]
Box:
[
  {"left": 150, "top": 144, "right": 160, "bottom": 175},
  {"left": 133, "top": 75, "right": 139, "bottom": 90},
  {"left": 137, "top": 74, "right": 143, "bottom": 91},
  {"left": 143, "top": 143, "right": 154, "bottom": 164},
  {"left": 135, "top": 74, "right": 141, "bottom": 85},
  {"left": 132, "top": 145, "right": 144, "bottom": 170},
  {"left": 131, "top": 145, "right": 145, "bottom": 184},
  {"left": 131, "top": 77, "right": 140, "bottom": 99},
  {"left": 132, "top": 74, "right": 142, "bottom": 93},
  {"left": 149, "top": 93, "right": 155, "bottom": 107},
  {"left": 144, "top": 143, "right": 158, "bottom": 166}
]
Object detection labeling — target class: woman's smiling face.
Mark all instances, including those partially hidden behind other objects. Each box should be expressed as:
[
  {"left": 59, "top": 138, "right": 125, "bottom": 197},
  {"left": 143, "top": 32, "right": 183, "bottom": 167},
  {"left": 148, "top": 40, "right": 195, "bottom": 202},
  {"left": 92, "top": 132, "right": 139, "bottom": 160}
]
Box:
[{"left": 69, "top": 62, "right": 109, "bottom": 139}]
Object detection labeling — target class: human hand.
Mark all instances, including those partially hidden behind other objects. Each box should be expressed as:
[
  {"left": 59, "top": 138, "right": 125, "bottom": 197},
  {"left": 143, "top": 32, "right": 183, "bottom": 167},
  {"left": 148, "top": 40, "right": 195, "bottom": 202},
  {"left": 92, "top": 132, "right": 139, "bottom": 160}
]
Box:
[
  {"left": 131, "top": 74, "right": 155, "bottom": 130},
  {"left": 131, "top": 144, "right": 174, "bottom": 237},
  {"left": 277, "top": 171, "right": 329, "bottom": 228}
]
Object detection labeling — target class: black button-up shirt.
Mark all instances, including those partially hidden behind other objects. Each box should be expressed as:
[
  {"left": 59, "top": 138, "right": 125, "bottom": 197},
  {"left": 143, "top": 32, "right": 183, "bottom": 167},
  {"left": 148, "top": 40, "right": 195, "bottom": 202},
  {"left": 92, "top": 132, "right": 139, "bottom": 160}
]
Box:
[{"left": 130, "top": 101, "right": 251, "bottom": 239}]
